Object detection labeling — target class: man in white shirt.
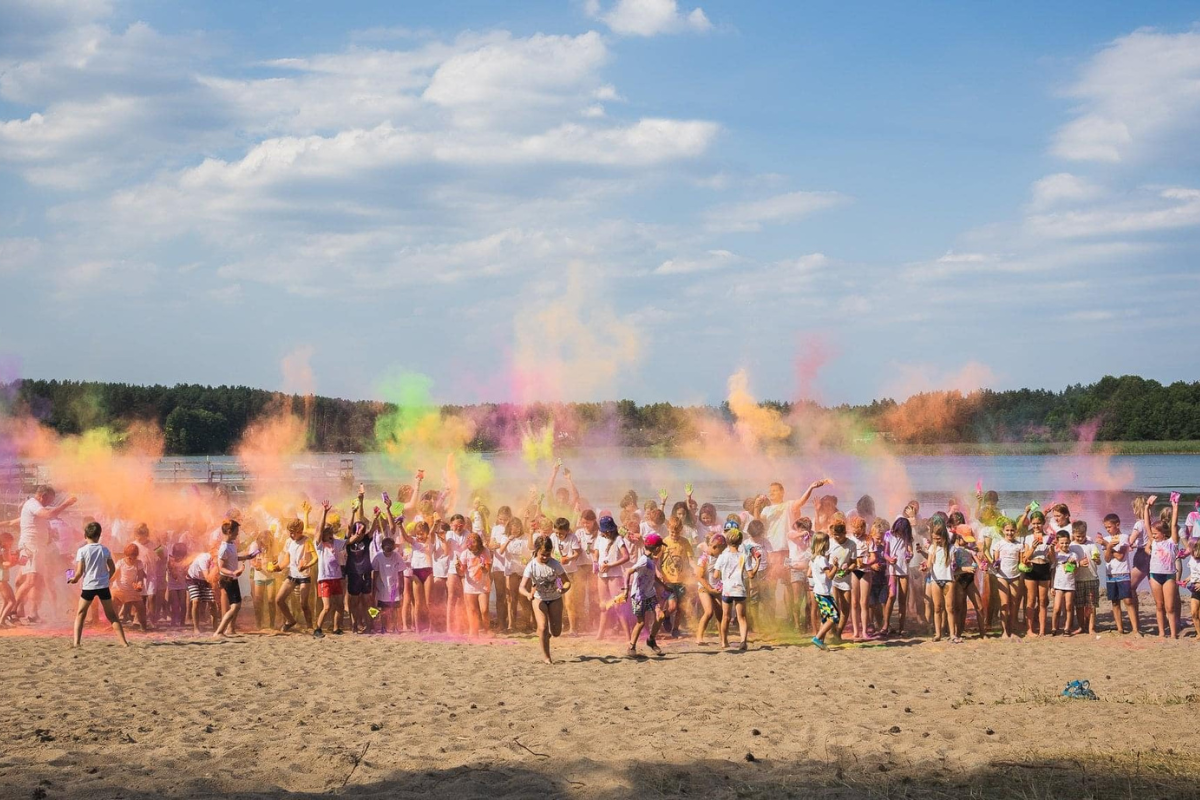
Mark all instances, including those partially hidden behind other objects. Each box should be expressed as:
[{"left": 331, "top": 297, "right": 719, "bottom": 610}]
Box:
[{"left": 14, "top": 486, "right": 77, "bottom": 622}]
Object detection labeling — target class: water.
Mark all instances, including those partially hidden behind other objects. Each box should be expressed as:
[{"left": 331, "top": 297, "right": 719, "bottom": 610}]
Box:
[{"left": 126, "top": 451, "right": 1200, "bottom": 523}]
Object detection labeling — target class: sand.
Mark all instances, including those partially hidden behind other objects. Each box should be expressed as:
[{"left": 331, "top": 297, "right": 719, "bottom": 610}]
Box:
[{"left": 2, "top": 628, "right": 1198, "bottom": 800}]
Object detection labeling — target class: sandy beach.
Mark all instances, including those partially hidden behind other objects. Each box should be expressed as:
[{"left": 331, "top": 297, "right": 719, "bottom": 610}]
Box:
[{"left": 2, "top": 627, "right": 1197, "bottom": 800}]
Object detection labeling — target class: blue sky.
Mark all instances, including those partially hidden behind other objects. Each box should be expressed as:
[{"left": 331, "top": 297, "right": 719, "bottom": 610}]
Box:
[{"left": 2, "top": 0, "right": 1199, "bottom": 407}]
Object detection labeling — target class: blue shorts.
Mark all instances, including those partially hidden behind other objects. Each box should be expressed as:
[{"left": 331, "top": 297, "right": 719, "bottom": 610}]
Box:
[{"left": 1106, "top": 578, "right": 1131, "bottom": 602}]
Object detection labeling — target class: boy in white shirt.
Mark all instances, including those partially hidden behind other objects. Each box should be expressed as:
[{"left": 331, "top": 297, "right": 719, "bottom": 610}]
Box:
[
  {"left": 214, "top": 519, "right": 253, "bottom": 638},
  {"left": 1102, "top": 513, "right": 1140, "bottom": 635},
  {"left": 67, "top": 522, "right": 129, "bottom": 648},
  {"left": 1069, "top": 521, "right": 1101, "bottom": 636},
  {"left": 710, "top": 526, "right": 750, "bottom": 651}
]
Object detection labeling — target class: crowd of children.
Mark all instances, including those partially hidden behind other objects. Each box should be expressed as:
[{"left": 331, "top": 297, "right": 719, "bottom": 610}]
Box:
[{"left": 4, "top": 468, "right": 1199, "bottom": 662}]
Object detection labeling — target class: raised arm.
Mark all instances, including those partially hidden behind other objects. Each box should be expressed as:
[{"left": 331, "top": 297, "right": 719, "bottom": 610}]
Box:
[
  {"left": 793, "top": 478, "right": 831, "bottom": 512},
  {"left": 1142, "top": 495, "right": 1156, "bottom": 554}
]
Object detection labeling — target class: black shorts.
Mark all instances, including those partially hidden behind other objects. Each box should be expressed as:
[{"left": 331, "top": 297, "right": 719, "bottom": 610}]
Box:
[
  {"left": 346, "top": 572, "right": 372, "bottom": 596},
  {"left": 81, "top": 587, "right": 112, "bottom": 602},
  {"left": 287, "top": 576, "right": 311, "bottom": 586},
  {"left": 220, "top": 577, "right": 242, "bottom": 604},
  {"left": 1026, "top": 562, "right": 1051, "bottom": 582},
  {"left": 956, "top": 572, "right": 975, "bottom": 588}
]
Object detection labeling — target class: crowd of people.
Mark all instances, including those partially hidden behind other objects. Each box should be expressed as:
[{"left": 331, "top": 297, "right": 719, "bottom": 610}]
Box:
[{"left": 3, "top": 464, "right": 1199, "bottom": 663}]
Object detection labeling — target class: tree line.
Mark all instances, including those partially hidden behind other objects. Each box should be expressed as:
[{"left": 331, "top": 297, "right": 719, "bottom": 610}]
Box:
[{"left": 4, "top": 375, "right": 1200, "bottom": 455}]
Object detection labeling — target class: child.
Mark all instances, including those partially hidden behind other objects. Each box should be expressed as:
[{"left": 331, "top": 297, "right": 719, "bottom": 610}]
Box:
[
  {"left": 456, "top": 532, "right": 492, "bottom": 637},
  {"left": 828, "top": 522, "right": 857, "bottom": 640},
  {"left": 185, "top": 544, "right": 217, "bottom": 635},
  {"left": 66, "top": 522, "right": 129, "bottom": 647},
  {"left": 952, "top": 526, "right": 985, "bottom": 639},
  {"left": 847, "top": 516, "right": 871, "bottom": 640},
  {"left": 1050, "top": 531, "right": 1079, "bottom": 635},
  {"left": 593, "top": 515, "right": 630, "bottom": 641},
  {"left": 921, "top": 519, "right": 957, "bottom": 642},
  {"left": 371, "top": 537, "right": 406, "bottom": 634},
  {"left": 1141, "top": 494, "right": 1181, "bottom": 639},
  {"left": 250, "top": 529, "right": 277, "bottom": 631},
  {"left": 659, "top": 516, "right": 694, "bottom": 638},
  {"left": 1020, "top": 509, "right": 1053, "bottom": 638},
  {"left": 214, "top": 518, "right": 252, "bottom": 638},
  {"left": 1184, "top": 539, "right": 1200, "bottom": 637},
  {"left": 397, "top": 519, "right": 438, "bottom": 634},
  {"left": 345, "top": 495, "right": 378, "bottom": 634},
  {"left": 550, "top": 517, "right": 583, "bottom": 635},
  {"left": 1069, "top": 521, "right": 1101, "bottom": 636},
  {"left": 0, "top": 531, "right": 18, "bottom": 627},
  {"left": 694, "top": 534, "right": 724, "bottom": 645},
  {"left": 312, "top": 501, "right": 346, "bottom": 638},
  {"left": 787, "top": 518, "right": 814, "bottom": 632},
  {"left": 112, "top": 543, "right": 148, "bottom": 631},
  {"left": 1102, "top": 513, "right": 1139, "bottom": 635},
  {"left": 990, "top": 518, "right": 1024, "bottom": 639},
  {"left": 711, "top": 525, "right": 750, "bottom": 651},
  {"left": 273, "top": 518, "right": 315, "bottom": 632},
  {"left": 882, "top": 517, "right": 913, "bottom": 636},
  {"left": 865, "top": 518, "right": 889, "bottom": 636},
  {"left": 809, "top": 531, "right": 838, "bottom": 650},
  {"left": 625, "top": 532, "right": 667, "bottom": 656},
  {"left": 488, "top": 506, "right": 513, "bottom": 632},
  {"left": 519, "top": 535, "right": 571, "bottom": 664}
]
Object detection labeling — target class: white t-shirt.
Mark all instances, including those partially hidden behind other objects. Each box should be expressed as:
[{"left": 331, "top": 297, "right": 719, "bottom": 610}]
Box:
[
  {"left": 489, "top": 525, "right": 509, "bottom": 573},
  {"left": 1052, "top": 550, "right": 1077, "bottom": 591},
  {"left": 787, "top": 532, "right": 810, "bottom": 572},
  {"left": 496, "top": 534, "right": 528, "bottom": 577},
  {"left": 829, "top": 538, "right": 857, "bottom": 591},
  {"left": 810, "top": 554, "right": 832, "bottom": 596},
  {"left": 457, "top": 549, "right": 492, "bottom": 595},
  {"left": 993, "top": 540, "right": 1024, "bottom": 580},
  {"left": 1185, "top": 511, "right": 1200, "bottom": 539},
  {"left": 594, "top": 535, "right": 629, "bottom": 579},
  {"left": 217, "top": 540, "right": 240, "bottom": 577},
  {"left": 407, "top": 537, "right": 434, "bottom": 570},
  {"left": 19, "top": 497, "right": 50, "bottom": 553},
  {"left": 551, "top": 531, "right": 582, "bottom": 574},
  {"left": 1023, "top": 534, "right": 1052, "bottom": 563},
  {"left": 187, "top": 552, "right": 213, "bottom": 581},
  {"left": 75, "top": 543, "right": 111, "bottom": 591},
  {"left": 628, "top": 553, "right": 658, "bottom": 601},
  {"left": 433, "top": 531, "right": 464, "bottom": 579},
  {"left": 712, "top": 550, "right": 747, "bottom": 598},
  {"left": 1184, "top": 554, "right": 1200, "bottom": 586},
  {"left": 315, "top": 538, "right": 346, "bottom": 581},
  {"left": 1105, "top": 533, "right": 1131, "bottom": 577},
  {"left": 930, "top": 546, "right": 954, "bottom": 581},
  {"left": 284, "top": 537, "right": 312, "bottom": 579},
  {"left": 574, "top": 528, "right": 595, "bottom": 566},
  {"left": 1071, "top": 542, "right": 1100, "bottom": 582},
  {"left": 523, "top": 557, "right": 567, "bottom": 602},
  {"left": 371, "top": 551, "right": 405, "bottom": 602},
  {"left": 1130, "top": 520, "right": 1148, "bottom": 550},
  {"left": 759, "top": 502, "right": 795, "bottom": 552},
  {"left": 885, "top": 533, "right": 910, "bottom": 577}
]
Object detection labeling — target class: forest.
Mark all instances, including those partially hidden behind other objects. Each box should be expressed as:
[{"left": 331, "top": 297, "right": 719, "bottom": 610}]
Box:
[{"left": 4, "top": 375, "right": 1200, "bottom": 455}]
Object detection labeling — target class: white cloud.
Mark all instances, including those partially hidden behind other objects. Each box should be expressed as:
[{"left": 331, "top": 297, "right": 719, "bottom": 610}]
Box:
[
  {"left": 705, "top": 191, "right": 848, "bottom": 232},
  {"left": 1028, "top": 173, "right": 1105, "bottom": 211},
  {"left": 1026, "top": 186, "right": 1200, "bottom": 239},
  {"left": 586, "top": 0, "right": 712, "bottom": 37},
  {"left": 654, "top": 248, "right": 740, "bottom": 275},
  {"left": 1051, "top": 28, "right": 1200, "bottom": 163},
  {"left": 0, "top": 236, "right": 42, "bottom": 273}
]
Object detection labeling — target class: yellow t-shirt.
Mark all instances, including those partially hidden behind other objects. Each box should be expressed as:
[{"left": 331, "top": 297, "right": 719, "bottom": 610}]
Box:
[{"left": 660, "top": 536, "right": 694, "bottom": 584}]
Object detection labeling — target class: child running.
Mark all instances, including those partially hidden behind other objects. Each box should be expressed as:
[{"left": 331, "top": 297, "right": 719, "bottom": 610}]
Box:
[
  {"left": 625, "top": 532, "right": 667, "bottom": 656},
  {"left": 519, "top": 535, "right": 571, "bottom": 664},
  {"left": 809, "top": 531, "right": 838, "bottom": 650}
]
